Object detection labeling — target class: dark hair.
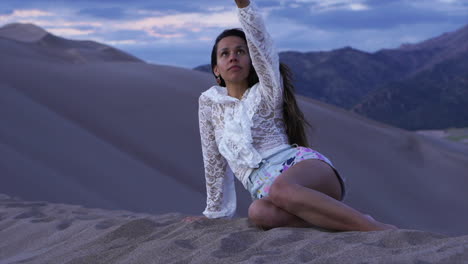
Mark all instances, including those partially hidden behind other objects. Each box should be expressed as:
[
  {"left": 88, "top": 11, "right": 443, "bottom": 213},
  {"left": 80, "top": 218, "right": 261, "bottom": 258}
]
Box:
[{"left": 211, "top": 28, "right": 311, "bottom": 148}]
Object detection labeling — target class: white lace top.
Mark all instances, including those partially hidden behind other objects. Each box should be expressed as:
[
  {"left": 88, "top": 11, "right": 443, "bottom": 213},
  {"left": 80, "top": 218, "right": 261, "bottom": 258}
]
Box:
[{"left": 198, "top": 2, "right": 290, "bottom": 218}]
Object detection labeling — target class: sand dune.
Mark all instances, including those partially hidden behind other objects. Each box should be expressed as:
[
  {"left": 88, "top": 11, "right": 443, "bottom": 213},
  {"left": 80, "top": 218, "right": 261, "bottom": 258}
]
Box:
[
  {"left": 0, "top": 23, "right": 142, "bottom": 63},
  {"left": 1, "top": 195, "right": 467, "bottom": 264},
  {"left": 1, "top": 23, "right": 468, "bottom": 242},
  {"left": 0, "top": 23, "right": 47, "bottom": 42}
]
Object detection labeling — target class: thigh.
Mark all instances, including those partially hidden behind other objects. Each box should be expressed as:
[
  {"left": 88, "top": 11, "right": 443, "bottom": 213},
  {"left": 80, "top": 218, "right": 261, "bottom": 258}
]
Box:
[{"left": 275, "top": 159, "right": 342, "bottom": 200}]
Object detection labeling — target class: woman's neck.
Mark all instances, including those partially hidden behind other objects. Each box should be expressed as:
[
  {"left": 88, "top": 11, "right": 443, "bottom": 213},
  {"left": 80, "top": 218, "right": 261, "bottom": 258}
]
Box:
[{"left": 226, "top": 81, "right": 249, "bottom": 99}]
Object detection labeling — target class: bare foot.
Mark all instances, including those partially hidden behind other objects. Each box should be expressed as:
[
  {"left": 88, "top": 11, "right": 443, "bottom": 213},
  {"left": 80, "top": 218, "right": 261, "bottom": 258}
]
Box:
[
  {"left": 365, "top": 215, "right": 398, "bottom": 231},
  {"left": 365, "top": 214, "right": 375, "bottom": 221}
]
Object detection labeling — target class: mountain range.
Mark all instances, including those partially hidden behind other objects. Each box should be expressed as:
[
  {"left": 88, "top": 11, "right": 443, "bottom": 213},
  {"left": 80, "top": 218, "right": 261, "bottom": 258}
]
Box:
[{"left": 195, "top": 24, "right": 468, "bottom": 130}]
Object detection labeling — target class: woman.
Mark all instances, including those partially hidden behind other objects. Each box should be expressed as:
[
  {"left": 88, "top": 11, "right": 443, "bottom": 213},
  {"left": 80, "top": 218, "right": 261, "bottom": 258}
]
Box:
[{"left": 192, "top": 0, "right": 396, "bottom": 231}]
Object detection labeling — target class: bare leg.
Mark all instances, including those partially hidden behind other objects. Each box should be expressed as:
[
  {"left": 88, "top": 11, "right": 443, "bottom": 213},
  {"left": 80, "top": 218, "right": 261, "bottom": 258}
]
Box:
[
  {"left": 248, "top": 197, "right": 312, "bottom": 229},
  {"left": 267, "top": 159, "right": 397, "bottom": 231}
]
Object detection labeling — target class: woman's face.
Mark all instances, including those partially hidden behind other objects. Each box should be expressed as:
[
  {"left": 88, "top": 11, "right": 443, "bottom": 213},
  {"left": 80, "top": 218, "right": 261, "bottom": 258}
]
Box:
[{"left": 213, "top": 36, "right": 251, "bottom": 86}]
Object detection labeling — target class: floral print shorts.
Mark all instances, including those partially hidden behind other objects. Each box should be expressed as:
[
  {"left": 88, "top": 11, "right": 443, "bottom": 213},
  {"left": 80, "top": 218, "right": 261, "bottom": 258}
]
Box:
[{"left": 246, "top": 144, "right": 346, "bottom": 201}]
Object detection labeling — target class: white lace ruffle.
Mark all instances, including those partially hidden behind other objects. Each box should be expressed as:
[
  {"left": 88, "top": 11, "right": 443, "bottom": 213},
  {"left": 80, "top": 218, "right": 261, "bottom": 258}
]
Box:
[{"left": 201, "top": 83, "right": 263, "bottom": 169}]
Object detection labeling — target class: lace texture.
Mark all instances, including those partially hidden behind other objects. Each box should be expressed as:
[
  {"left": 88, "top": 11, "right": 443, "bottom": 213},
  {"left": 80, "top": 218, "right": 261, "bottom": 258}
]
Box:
[{"left": 199, "top": 2, "right": 289, "bottom": 218}]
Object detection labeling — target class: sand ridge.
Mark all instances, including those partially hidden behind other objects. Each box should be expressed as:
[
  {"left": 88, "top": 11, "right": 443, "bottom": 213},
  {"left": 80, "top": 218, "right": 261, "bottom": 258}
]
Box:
[
  {"left": 0, "top": 23, "right": 48, "bottom": 42},
  {"left": 1, "top": 195, "right": 467, "bottom": 264}
]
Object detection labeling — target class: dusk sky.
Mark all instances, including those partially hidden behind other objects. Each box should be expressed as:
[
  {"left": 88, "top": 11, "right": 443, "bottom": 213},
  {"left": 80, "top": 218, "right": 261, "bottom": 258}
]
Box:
[{"left": 1, "top": 0, "right": 467, "bottom": 69}]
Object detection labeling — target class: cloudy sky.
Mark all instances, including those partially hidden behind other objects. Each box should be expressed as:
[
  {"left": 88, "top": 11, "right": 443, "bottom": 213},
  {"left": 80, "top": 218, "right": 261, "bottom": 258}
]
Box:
[{"left": 0, "top": 0, "right": 467, "bottom": 69}]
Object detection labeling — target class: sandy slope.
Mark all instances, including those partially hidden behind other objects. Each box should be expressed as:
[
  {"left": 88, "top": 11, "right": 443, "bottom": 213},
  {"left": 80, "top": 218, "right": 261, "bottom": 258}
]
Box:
[
  {"left": 1, "top": 26, "right": 468, "bottom": 238},
  {"left": 1, "top": 195, "right": 467, "bottom": 264}
]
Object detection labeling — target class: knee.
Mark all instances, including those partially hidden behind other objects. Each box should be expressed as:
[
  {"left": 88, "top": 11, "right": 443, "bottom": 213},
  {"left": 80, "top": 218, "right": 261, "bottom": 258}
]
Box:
[
  {"left": 248, "top": 200, "right": 281, "bottom": 229},
  {"left": 248, "top": 200, "right": 267, "bottom": 226},
  {"left": 269, "top": 179, "right": 295, "bottom": 209}
]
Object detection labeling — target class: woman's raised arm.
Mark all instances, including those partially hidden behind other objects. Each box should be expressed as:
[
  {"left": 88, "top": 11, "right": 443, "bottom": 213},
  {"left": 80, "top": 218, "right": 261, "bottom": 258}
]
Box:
[{"left": 236, "top": 1, "right": 283, "bottom": 108}]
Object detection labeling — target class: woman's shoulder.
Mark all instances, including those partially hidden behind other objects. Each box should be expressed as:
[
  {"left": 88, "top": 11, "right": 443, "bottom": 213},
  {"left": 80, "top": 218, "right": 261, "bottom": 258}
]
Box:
[
  {"left": 200, "top": 85, "right": 239, "bottom": 105},
  {"left": 198, "top": 85, "right": 219, "bottom": 103},
  {"left": 201, "top": 85, "right": 220, "bottom": 96}
]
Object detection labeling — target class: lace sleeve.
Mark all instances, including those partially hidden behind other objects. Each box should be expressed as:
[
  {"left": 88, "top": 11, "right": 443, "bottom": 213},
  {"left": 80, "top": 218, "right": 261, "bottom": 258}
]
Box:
[
  {"left": 238, "top": 2, "right": 282, "bottom": 107},
  {"left": 199, "top": 94, "right": 237, "bottom": 218}
]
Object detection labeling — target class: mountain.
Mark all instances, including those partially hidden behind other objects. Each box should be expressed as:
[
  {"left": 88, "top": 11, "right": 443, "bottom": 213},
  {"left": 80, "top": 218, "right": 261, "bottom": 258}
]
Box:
[
  {"left": 195, "top": 24, "right": 468, "bottom": 130},
  {"left": 0, "top": 23, "right": 48, "bottom": 42},
  {"left": 350, "top": 25, "right": 468, "bottom": 130},
  {"left": 352, "top": 51, "right": 468, "bottom": 130},
  {"left": 278, "top": 47, "right": 404, "bottom": 109},
  {"left": 383, "top": 24, "right": 468, "bottom": 73},
  {"left": 0, "top": 23, "right": 143, "bottom": 63}
]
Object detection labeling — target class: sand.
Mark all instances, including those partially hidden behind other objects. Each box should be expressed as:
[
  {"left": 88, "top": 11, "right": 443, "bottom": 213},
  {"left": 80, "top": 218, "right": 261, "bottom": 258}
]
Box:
[{"left": 1, "top": 194, "right": 467, "bottom": 264}]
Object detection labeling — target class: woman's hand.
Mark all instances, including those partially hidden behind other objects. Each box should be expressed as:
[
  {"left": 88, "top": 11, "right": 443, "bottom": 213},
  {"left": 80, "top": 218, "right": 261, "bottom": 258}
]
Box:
[
  {"left": 182, "top": 215, "right": 207, "bottom": 223},
  {"left": 235, "top": 0, "right": 250, "bottom": 8}
]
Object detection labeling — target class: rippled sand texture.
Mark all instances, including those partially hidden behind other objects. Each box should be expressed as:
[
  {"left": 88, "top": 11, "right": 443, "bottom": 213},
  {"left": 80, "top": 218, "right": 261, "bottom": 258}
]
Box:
[{"left": 1, "top": 195, "right": 467, "bottom": 264}]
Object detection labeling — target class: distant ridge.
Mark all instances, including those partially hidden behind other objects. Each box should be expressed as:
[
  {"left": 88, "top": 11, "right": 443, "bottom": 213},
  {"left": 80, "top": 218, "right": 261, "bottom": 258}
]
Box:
[
  {"left": 397, "top": 24, "right": 468, "bottom": 52},
  {"left": 0, "top": 23, "right": 48, "bottom": 42},
  {"left": 378, "top": 23, "right": 468, "bottom": 74},
  {"left": 0, "top": 22, "right": 143, "bottom": 63}
]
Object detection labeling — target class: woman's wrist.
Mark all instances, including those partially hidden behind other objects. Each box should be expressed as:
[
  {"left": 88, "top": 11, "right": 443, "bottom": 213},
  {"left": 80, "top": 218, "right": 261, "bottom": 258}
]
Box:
[{"left": 235, "top": 0, "right": 250, "bottom": 8}]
